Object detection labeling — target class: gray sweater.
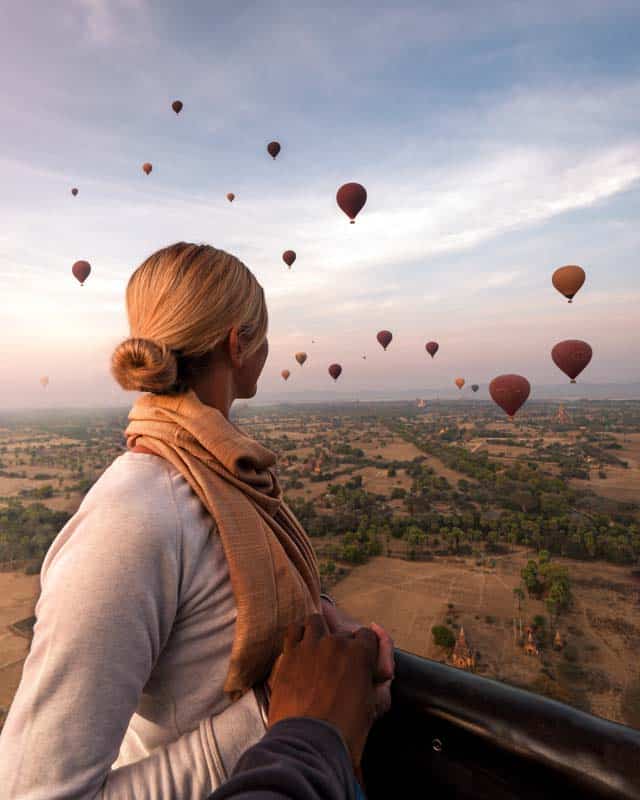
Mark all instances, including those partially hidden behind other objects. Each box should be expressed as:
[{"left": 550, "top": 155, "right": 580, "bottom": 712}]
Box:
[{"left": 0, "top": 451, "right": 268, "bottom": 800}]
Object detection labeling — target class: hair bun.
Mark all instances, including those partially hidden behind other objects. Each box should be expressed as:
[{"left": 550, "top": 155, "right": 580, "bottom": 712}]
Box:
[{"left": 110, "top": 337, "right": 178, "bottom": 393}]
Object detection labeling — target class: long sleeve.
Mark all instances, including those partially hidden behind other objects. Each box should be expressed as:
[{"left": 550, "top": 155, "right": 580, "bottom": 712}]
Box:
[
  {"left": 207, "top": 719, "right": 356, "bottom": 800},
  {"left": 0, "top": 455, "right": 266, "bottom": 800}
]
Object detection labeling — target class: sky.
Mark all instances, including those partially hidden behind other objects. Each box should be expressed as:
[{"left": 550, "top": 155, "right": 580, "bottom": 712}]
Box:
[{"left": 2, "top": 0, "right": 640, "bottom": 409}]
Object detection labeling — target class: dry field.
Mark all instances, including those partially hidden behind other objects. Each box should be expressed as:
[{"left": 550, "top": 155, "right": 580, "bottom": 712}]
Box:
[
  {"left": 332, "top": 550, "right": 640, "bottom": 726},
  {"left": 573, "top": 433, "right": 640, "bottom": 504}
]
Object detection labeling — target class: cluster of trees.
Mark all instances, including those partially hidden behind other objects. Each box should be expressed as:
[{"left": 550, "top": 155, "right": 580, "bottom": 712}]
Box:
[
  {"left": 0, "top": 500, "right": 71, "bottom": 564},
  {"left": 520, "top": 551, "right": 573, "bottom": 619}
]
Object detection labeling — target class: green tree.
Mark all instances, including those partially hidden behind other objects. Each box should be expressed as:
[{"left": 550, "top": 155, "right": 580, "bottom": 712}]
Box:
[{"left": 432, "top": 625, "right": 456, "bottom": 649}]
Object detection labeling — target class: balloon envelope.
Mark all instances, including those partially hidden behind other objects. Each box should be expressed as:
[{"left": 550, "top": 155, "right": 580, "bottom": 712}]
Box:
[
  {"left": 72, "top": 260, "right": 91, "bottom": 285},
  {"left": 376, "top": 330, "right": 392, "bottom": 350},
  {"left": 142, "top": 162, "right": 152, "bottom": 175},
  {"left": 40, "top": 376, "right": 49, "bottom": 388},
  {"left": 295, "top": 352, "right": 307, "bottom": 366},
  {"left": 336, "top": 182, "right": 367, "bottom": 223},
  {"left": 283, "top": 250, "right": 296, "bottom": 268},
  {"left": 471, "top": 384, "right": 479, "bottom": 392},
  {"left": 425, "top": 341, "right": 439, "bottom": 358},
  {"left": 552, "top": 265, "right": 585, "bottom": 303},
  {"left": 328, "top": 363, "right": 342, "bottom": 381},
  {"left": 489, "top": 374, "right": 530, "bottom": 417},
  {"left": 226, "top": 193, "right": 235, "bottom": 202},
  {"left": 71, "top": 187, "right": 78, "bottom": 196},
  {"left": 551, "top": 340, "right": 592, "bottom": 382},
  {"left": 281, "top": 370, "right": 290, "bottom": 381},
  {"left": 455, "top": 378, "right": 465, "bottom": 390},
  {"left": 267, "top": 141, "right": 281, "bottom": 159},
  {"left": 172, "top": 100, "right": 183, "bottom": 114}
]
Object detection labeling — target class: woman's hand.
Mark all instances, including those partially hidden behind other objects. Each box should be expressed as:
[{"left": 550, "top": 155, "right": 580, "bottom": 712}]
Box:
[{"left": 320, "top": 598, "right": 395, "bottom": 718}]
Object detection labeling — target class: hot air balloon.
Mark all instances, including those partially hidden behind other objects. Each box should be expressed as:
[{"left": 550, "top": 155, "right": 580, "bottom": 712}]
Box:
[
  {"left": 551, "top": 340, "right": 592, "bottom": 383},
  {"left": 40, "top": 376, "right": 49, "bottom": 388},
  {"left": 471, "top": 384, "right": 479, "bottom": 393},
  {"left": 72, "top": 260, "right": 91, "bottom": 286},
  {"left": 425, "top": 341, "right": 439, "bottom": 358},
  {"left": 552, "top": 265, "right": 585, "bottom": 303},
  {"left": 362, "top": 354, "right": 367, "bottom": 360},
  {"left": 267, "top": 141, "right": 281, "bottom": 159},
  {"left": 172, "top": 100, "right": 183, "bottom": 114},
  {"left": 376, "top": 330, "right": 392, "bottom": 350},
  {"left": 226, "top": 193, "right": 235, "bottom": 202},
  {"left": 281, "top": 370, "right": 290, "bottom": 381},
  {"left": 71, "top": 187, "right": 78, "bottom": 196},
  {"left": 336, "top": 182, "right": 367, "bottom": 223},
  {"left": 283, "top": 250, "right": 296, "bottom": 268},
  {"left": 142, "top": 162, "right": 152, "bottom": 175},
  {"left": 489, "top": 375, "right": 530, "bottom": 418},
  {"left": 328, "top": 364, "right": 342, "bottom": 381},
  {"left": 455, "top": 378, "right": 465, "bottom": 390},
  {"left": 295, "top": 352, "right": 307, "bottom": 366}
]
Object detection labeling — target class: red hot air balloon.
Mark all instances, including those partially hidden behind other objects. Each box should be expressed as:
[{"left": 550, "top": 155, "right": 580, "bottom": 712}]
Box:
[
  {"left": 267, "top": 141, "right": 281, "bottom": 159},
  {"left": 283, "top": 250, "right": 296, "bottom": 268},
  {"left": 281, "top": 369, "right": 290, "bottom": 381},
  {"left": 336, "top": 182, "right": 367, "bottom": 223},
  {"left": 552, "top": 265, "right": 585, "bottom": 303},
  {"left": 425, "top": 341, "right": 439, "bottom": 358},
  {"left": 295, "top": 352, "right": 307, "bottom": 366},
  {"left": 226, "top": 193, "right": 235, "bottom": 202},
  {"left": 455, "top": 378, "right": 465, "bottom": 390},
  {"left": 376, "top": 330, "right": 392, "bottom": 350},
  {"left": 551, "top": 340, "right": 592, "bottom": 383},
  {"left": 72, "top": 260, "right": 91, "bottom": 286},
  {"left": 71, "top": 187, "right": 78, "bottom": 196},
  {"left": 142, "top": 162, "right": 152, "bottom": 175},
  {"left": 172, "top": 100, "right": 183, "bottom": 114},
  {"left": 328, "top": 364, "right": 342, "bottom": 381},
  {"left": 489, "top": 374, "right": 530, "bottom": 418}
]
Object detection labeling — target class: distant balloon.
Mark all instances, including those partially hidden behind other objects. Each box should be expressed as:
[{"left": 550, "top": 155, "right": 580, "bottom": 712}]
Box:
[
  {"left": 281, "top": 369, "right": 290, "bottom": 381},
  {"left": 295, "top": 352, "right": 307, "bottom": 366},
  {"left": 283, "top": 250, "right": 296, "bottom": 268},
  {"left": 226, "top": 193, "right": 235, "bottom": 202},
  {"left": 362, "top": 354, "right": 367, "bottom": 360},
  {"left": 489, "top": 374, "right": 530, "bottom": 418},
  {"left": 142, "top": 162, "right": 152, "bottom": 175},
  {"left": 267, "top": 141, "right": 281, "bottom": 159},
  {"left": 376, "top": 330, "right": 392, "bottom": 350},
  {"left": 72, "top": 260, "right": 91, "bottom": 286},
  {"left": 455, "top": 378, "right": 465, "bottom": 390},
  {"left": 552, "top": 265, "right": 585, "bottom": 303},
  {"left": 551, "top": 340, "right": 592, "bottom": 383},
  {"left": 172, "top": 100, "right": 183, "bottom": 114},
  {"left": 71, "top": 187, "right": 78, "bottom": 196},
  {"left": 425, "top": 341, "right": 439, "bottom": 358},
  {"left": 471, "top": 384, "right": 479, "bottom": 392},
  {"left": 40, "top": 376, "right": 49, "bottom": 388},
  {"left": 328, "top": 364, "right": 342, "bottom": 381},
  {"left": 336, "top": 182, "right": 367, "bottom": 223}
]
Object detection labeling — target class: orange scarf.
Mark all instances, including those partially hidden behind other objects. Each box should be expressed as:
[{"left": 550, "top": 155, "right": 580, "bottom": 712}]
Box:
[{"left": 124, "top": 389, "right": 321, "bottom": 699}]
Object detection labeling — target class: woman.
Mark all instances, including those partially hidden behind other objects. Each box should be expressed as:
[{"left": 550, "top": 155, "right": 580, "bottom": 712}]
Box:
[{"left": 0, "top": 242, "right": 393, "bottom": 799}]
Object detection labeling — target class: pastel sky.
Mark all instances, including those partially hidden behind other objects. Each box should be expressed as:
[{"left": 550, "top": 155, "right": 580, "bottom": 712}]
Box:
[{"left": 2, "top": 0, "right": 640, "bottom": 408}]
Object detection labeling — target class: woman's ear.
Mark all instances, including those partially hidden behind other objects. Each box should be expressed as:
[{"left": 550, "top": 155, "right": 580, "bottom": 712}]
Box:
[{"left": 228, "top": 327, "right": 244, "bottom": 368}]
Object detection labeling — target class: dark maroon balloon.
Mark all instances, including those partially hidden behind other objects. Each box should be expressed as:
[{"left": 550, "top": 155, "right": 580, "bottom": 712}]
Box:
[
  {"left": 71, "top": 187, "right": 78, "bottom": 196},
  {"left": 336, "top": 182, "right": 367, "bottom": 223},
  {"left": 282, "top": 250, "right": 296, "bottom": 268},
  {"left": 267, "top": 141, "right": 281, "bottom": 159},
  {"left": 471, "top": 384, "right": 479, "bottom": 392},
  {"left": 489, "top": 375, "right": 530, "bottom": 418},
  {"left": 376, "top": 330, "right": 392, "bottom": 350},
  {"left": 328, "top": 363, "right": 342, "bottom": 381},
  {"left": 172, "top": 100, "right": 183, "bottom": 114},
  {"left": 551, "top": 340, "right": 592, "bottom": 383},
  {"left": 72, "top": 260, "right": 91, "bottom": 286},
  {"left": 425, "top": 341, "right": 439, "bottom": 358}
]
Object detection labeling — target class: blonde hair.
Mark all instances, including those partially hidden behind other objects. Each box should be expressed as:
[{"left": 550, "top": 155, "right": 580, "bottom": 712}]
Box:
[{"left": 111, "top": 242, "right": 268, "bottom": 394}]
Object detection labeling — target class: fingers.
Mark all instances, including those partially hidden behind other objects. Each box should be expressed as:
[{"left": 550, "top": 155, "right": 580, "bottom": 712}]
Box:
[
  {"left": 370, "top": 622, "right": 395, "bottom": 682},
  {"left": 353, "top": 626, "right": 379, "bottom": 671}
]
